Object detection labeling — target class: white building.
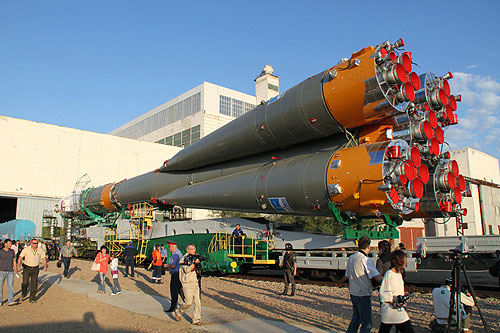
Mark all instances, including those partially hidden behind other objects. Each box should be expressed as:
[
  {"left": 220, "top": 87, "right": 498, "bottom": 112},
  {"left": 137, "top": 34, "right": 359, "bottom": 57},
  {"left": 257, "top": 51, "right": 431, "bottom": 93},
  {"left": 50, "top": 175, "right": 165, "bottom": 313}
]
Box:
[
  {"left": 110, "top": 81, "right": 257, "bottom": 146},
  {"left": 110, "top": 66, "right": 280, "bottom": 146},
  {"left": 0, "top": 116, "right": 181, "bottom": 237}
]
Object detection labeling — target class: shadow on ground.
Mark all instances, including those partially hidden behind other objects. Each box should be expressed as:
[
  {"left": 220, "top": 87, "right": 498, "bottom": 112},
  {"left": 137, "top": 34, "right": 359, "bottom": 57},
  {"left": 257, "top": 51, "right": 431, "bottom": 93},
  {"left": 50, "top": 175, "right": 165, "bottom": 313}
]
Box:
[{"left": 1, "top": 312, "right": 137, "bottom": 333}]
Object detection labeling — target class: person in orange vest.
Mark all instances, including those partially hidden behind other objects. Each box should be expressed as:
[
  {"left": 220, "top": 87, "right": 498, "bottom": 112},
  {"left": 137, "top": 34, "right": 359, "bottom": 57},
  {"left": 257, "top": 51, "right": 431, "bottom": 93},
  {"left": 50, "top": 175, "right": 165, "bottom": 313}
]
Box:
[{"left": 152, "top": 244, "right": 163, "bottom": 284}]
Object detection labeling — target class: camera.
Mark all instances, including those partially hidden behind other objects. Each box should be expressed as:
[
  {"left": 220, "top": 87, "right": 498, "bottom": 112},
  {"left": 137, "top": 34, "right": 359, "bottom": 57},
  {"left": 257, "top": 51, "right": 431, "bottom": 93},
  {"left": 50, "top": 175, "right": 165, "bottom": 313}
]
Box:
[
  {"left": 391, "top": 294, "right": 410, "bottom": 309},
  {"left": 181, "top": 254, "right": 208, "bottom": 266},
  {"left": 181, "top": 254, "right": 208, "bottom": 276}
]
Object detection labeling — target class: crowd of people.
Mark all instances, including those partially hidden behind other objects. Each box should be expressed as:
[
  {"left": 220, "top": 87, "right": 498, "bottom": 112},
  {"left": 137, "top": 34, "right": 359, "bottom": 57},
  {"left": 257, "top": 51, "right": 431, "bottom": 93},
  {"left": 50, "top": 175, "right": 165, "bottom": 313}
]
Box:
[
  {"left": 342, "top": 236, "right": 485, "bottom": 333},
  {"left": 90, "top": 239, "right": 200, "bottom": 324},
  {"left": 2, "top": 233, "right": 499, "bottom": 330},
  {"left": 0, "top": 238, "right": 49, "bottom": 305}
]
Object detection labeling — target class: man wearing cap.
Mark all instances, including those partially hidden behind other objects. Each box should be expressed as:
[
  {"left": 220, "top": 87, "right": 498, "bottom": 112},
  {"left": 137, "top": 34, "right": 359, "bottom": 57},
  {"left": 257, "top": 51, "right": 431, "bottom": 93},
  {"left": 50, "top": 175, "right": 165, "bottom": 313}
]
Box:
[
  {"left": 17, "top": 239, "right": 47, "bottom": 303},
  {"left": 430, "top": 277, "right": 474, "bottom": 332},
  {"left": 59, "top": 240, "right": 78, "bottom": 278},
  {"left": 280, "top": 243, "right": 297, "bottom": 296},
  {"left": 164, "top": 241, "right": 183, "bottom": 312},
  {"left": 123, "top": 241, "right": 138, "bottom": 278}
]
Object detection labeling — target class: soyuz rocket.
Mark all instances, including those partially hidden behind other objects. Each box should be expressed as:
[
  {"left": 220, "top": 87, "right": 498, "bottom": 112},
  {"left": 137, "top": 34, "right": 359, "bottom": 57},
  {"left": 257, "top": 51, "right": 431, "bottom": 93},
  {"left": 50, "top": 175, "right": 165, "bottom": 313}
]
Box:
[{"left": 62, "top": 38, "right": 466, "bottom": 222}]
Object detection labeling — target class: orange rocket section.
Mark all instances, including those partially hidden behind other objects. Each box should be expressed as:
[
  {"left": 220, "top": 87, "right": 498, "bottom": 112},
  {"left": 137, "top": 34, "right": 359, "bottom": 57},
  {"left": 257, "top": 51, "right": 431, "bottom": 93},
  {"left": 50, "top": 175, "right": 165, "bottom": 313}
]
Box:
[
  {"left": 326, "top": 145, "right": 392, "bottom": 216},
  {"left": 322, "top": 47, "right": 380, "bottom": 129},
  {"left": 100, "top": 183, "right": 119, "bottom": 212}
]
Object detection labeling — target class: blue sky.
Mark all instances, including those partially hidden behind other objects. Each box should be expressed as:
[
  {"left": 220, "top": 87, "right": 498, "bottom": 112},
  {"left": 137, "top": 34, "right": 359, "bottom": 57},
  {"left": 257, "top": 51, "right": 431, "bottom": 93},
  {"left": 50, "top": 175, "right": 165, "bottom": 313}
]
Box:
[{"left": 1, "top": 1, "right": 499, "bottom": 160}]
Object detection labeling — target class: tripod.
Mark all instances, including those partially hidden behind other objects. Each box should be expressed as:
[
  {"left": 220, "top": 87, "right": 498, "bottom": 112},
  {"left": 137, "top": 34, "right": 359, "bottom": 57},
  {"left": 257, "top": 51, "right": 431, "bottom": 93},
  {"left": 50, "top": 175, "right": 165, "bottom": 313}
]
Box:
[{"left": 445, "top": 249, "right": 490, "bottom": 332}]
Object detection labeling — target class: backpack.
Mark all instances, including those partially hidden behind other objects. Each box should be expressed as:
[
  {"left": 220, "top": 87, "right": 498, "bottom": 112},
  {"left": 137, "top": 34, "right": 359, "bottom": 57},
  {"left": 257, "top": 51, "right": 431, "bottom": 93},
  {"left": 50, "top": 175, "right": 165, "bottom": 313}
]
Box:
[{"left": 489, "top": 260, "right": 500, "bottom": 277}]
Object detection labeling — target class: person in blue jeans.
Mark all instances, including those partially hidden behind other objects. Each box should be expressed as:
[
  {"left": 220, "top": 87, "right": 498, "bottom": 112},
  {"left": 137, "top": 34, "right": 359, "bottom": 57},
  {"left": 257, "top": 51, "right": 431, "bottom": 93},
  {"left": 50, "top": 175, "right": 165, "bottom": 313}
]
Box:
[
  {"left": 59, "top": 240, "right": 78, "bottom": 278},
  {"left": 344, "top": 236, "right": 382, "bottom": 333},
  {"left": 0, "top": 239, "right": 18, "bottom": 305}
]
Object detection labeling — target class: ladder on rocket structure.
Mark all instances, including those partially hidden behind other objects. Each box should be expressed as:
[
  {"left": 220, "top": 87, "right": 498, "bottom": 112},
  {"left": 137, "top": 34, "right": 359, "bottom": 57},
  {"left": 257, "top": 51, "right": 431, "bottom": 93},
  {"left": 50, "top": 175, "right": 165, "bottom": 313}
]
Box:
[{"left": 129, "top": 202, "right": 152, "bottom": 264}]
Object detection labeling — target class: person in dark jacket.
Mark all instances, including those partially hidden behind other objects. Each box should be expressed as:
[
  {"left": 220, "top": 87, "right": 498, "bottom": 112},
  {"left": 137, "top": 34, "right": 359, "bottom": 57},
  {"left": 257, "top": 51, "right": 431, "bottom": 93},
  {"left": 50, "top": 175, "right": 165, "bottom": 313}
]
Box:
[
  {"left": 280, "top": 243, "right": 297, "bottom": 296},
  {"left": 376, "top": 240, "right": 392, "bottom": 278},
  {"left": 123, "top": 241, "right": 138, "bottom": 278}
]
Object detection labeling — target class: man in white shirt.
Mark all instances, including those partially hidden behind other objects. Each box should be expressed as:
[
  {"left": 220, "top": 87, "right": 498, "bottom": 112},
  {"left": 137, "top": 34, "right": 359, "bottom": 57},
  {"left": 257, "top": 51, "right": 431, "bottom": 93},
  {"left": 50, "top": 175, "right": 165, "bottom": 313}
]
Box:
[
  {"left": 430, "top": 278, "right": 474, "bottom": 332},
  {"left": 345, "top": 236, "right": 383, "bottom": 333}
]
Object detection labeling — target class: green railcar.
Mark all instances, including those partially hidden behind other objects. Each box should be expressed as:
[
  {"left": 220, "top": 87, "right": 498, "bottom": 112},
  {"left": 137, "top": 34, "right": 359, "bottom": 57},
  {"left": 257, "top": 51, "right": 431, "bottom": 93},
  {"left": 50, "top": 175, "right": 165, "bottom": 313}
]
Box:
[{"left": 140, "top": 232, "right": 277, "bottom": 274}]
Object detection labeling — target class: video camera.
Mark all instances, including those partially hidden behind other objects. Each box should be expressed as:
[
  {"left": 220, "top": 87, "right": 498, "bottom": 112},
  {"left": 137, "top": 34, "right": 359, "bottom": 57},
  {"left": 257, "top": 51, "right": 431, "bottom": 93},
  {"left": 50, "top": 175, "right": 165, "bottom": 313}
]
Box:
[
  {"left": 181, "top": 254, "right": 208, "bottom": 276},
  {"left": 391, "top": 294, "right": 410, "bottom": 309},
  {"left": 181, "top": 254, "right": 208, "bottom": 266}
]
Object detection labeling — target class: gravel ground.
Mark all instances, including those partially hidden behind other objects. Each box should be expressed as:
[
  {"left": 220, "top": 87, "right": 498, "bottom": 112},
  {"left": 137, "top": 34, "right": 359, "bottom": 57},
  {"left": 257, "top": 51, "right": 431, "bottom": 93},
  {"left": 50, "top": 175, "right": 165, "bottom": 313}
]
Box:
[
  {"left": 2, "top": 258, "right": 499, "bottom": 332},
  {"left": 0, "top": 268, "right": 187, "bottom": 332}
]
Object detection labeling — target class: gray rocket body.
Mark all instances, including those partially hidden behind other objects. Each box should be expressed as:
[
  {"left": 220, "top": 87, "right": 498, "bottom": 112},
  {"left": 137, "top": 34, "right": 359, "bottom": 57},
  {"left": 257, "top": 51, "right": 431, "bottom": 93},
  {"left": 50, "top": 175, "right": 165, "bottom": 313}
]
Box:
[{"left": 75, "top": 39, "right": 465, "bottom": 222}]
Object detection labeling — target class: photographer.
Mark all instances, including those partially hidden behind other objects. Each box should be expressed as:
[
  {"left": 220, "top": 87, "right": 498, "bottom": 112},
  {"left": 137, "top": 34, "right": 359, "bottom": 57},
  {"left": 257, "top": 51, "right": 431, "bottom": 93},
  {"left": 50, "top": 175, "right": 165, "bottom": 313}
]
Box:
[
  {"left": 378, "top": 250, "right": 414, "bottom": 333},
  {"left": 173, "top": 243, "right": 201, "bottom": 325},
  {"left": 430, "top": 278, "right": 474, "bottom": 332}
]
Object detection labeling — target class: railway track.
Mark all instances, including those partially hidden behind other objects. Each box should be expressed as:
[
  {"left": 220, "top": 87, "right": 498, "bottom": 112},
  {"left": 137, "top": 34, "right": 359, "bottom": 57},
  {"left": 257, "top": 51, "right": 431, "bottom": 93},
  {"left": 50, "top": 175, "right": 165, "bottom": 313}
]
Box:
[
  {"left": 224, "top": 273, "right": 500, "bottom": 299},
  {"left": 75, "top": 257, "right": 500, "bottom": 298}
]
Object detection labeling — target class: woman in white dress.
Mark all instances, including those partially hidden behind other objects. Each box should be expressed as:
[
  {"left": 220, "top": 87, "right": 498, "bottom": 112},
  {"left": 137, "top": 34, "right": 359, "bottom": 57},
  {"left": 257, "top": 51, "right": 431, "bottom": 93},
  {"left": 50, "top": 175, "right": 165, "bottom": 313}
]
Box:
[{"left": 378, "top": 250, "right": 414, "bottom": 333}]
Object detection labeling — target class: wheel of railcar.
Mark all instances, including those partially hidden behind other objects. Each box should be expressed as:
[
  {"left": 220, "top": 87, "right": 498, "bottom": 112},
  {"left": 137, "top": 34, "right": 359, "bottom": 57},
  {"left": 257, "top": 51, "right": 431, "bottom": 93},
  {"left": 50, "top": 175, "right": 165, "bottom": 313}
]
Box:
[
  {"left": 328, "top": 270, "right": 344, "bottom": 282},
  {"left": 298, "top": 269, "right": 310, "bottom": 279},
  {"left": 238, "top": 264, "right": 251, "bottom": 274}
]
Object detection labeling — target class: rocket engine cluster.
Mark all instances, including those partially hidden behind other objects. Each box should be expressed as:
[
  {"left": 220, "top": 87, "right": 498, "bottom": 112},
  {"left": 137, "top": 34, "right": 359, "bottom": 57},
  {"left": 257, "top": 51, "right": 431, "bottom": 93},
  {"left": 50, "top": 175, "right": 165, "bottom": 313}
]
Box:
[{"left": 61, "top": 38, "right": 466, "bottom": 222}]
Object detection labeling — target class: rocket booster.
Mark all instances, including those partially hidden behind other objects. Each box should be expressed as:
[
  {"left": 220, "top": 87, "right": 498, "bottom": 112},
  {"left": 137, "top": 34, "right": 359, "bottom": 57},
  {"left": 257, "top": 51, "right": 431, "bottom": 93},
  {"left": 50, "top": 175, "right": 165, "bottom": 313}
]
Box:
[{"left": 63, "top": 38, "right": 466, "bottom": 221}]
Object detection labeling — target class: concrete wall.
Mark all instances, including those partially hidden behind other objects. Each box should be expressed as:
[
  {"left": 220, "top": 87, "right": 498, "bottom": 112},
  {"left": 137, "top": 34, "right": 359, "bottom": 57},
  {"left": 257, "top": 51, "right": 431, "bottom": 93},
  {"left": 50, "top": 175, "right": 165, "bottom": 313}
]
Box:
[
  {"left": 0, "top": 116, "right": 183, "bottom": 235},
  {"left": 0, "top": 116, "right": 181, "bottom": 199}
]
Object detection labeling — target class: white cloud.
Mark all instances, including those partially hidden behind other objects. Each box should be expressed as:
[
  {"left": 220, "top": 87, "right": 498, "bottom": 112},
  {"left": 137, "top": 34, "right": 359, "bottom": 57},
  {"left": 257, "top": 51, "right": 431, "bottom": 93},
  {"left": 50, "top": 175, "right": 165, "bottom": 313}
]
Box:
[
  {"left": 446, "top": 72, "right": 500, "bottom": 160},
  {"left": 465, "top": 64, "right": 479, "bottom": 69}
]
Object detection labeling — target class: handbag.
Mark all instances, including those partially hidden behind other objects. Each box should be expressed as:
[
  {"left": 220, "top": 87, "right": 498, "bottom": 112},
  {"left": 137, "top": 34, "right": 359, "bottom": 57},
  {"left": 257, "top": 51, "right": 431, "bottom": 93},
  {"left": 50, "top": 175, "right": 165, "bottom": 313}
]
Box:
[
  {"left": 56, "top": 260, "right": 62, "bottom": 268},
  {"left": 91, "top": 261, "right": 101, "bottom": 271}
]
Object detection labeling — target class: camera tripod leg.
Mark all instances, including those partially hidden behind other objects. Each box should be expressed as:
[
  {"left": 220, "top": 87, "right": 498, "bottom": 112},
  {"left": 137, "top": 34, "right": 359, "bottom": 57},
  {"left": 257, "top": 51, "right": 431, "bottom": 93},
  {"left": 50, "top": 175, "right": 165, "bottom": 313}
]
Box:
[
  {"left": 461, "top": 266, "right": 491, "bottom": 333},
  {"left": 447, "top": 262, "right": 462, "bottom": 331}
]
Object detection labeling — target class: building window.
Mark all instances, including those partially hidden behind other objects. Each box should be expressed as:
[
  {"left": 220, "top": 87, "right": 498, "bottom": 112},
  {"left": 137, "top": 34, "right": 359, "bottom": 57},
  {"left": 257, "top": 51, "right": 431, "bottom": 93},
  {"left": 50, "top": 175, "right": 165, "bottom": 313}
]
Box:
[
  {"left": 232, "top": 99, "right": 243, "bottom": 118},
  {"left": 268, "top": 83, "right": 279, "bottom": 92},
  {"left": 158, "top": 138, "right": 165, "bottom": 144},
  {"left": 182, "top": 129, "right": 191, "bottom": 147},
  {"left": 219, "top": 95, "right": 255, "bottom": 118},
  {"left": 191, "top": 125, "right": 200, "bottom": 143},
  {"left": 244, "top": 102, "right": 254, "bottom": 113},
  {"left": 163, "top": 125, "right": 202, "bottom": 148},
  {"left": 114, "top": 92, "right": 201, "bottom": 139},
  {"left": 174, "top": 133, "right": 182, "bottom": 147},
  {"left": 220, "top": 95, "right": 231, "bottom": 116}
]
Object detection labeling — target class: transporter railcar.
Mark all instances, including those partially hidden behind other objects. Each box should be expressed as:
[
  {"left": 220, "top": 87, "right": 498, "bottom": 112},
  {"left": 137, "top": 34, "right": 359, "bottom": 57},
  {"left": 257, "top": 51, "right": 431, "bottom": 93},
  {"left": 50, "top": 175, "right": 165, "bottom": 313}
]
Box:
[{"left": 83, "top": 216, "right": 500, "bottom": 287}]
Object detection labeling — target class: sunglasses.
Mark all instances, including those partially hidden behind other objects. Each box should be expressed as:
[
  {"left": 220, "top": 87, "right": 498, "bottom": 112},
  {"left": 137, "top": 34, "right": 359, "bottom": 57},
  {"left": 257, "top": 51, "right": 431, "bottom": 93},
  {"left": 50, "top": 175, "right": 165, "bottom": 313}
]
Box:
[{"left": 32, "top": 242, "right": 39, "bottom": 245}]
